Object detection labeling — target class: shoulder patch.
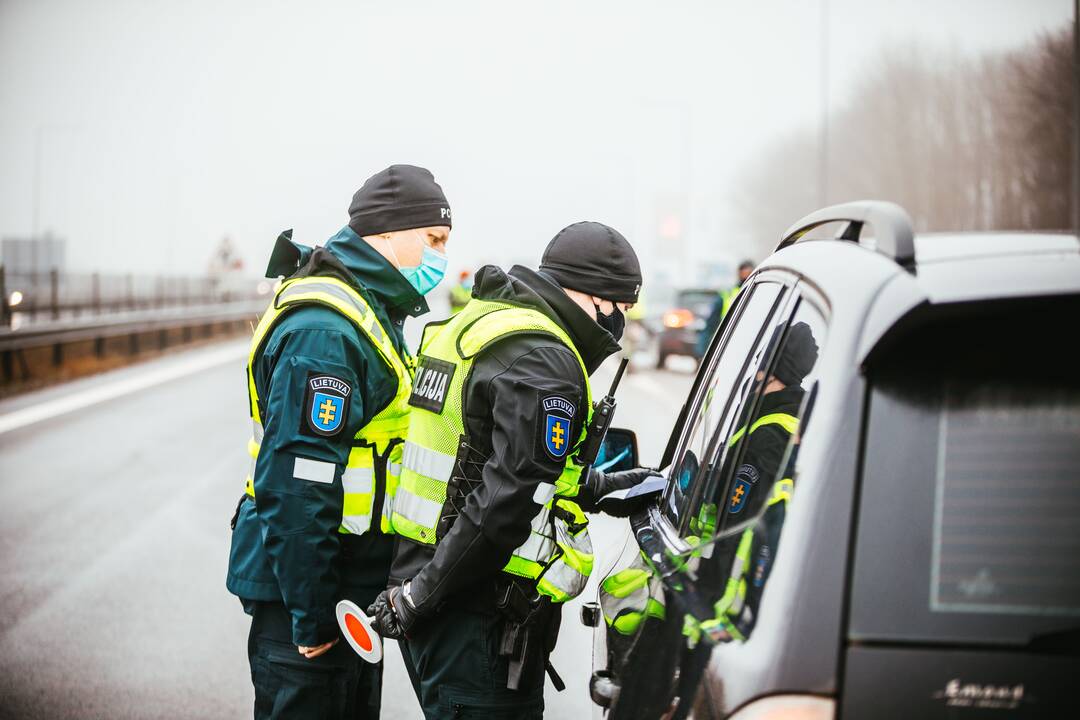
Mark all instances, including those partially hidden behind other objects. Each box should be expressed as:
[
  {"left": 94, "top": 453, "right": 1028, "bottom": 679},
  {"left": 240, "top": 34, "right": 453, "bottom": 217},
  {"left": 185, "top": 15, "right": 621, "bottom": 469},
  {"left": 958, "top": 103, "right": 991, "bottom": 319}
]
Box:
[
  {"left": 409, "top": 355, "right": 456, "bottom": 414},
  {"left": 728, "top": 478, "right": 752, "bottom": 514},
  {"left": 728, "top": 463, "right": 760, "bottom": 515},
  {"left": 303, "top": 373, "right": 352, "bottom": 437},
  {"left": 735, "top": 463, "right": 761, "bottom": 485},
  {"left": 540, "top": 395, "right": 576, "bottom": 460}
]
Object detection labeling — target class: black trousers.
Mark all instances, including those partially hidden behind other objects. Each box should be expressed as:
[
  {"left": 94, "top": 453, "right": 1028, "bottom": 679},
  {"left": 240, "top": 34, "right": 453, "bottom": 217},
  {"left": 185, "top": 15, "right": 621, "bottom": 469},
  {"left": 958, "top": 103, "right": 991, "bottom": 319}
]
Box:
[
  {"left": 247, "top": 601, "right": 382, "bottom": 720},
  {"left": 399, "top": 606, "right": 547, "bottom": 719}
]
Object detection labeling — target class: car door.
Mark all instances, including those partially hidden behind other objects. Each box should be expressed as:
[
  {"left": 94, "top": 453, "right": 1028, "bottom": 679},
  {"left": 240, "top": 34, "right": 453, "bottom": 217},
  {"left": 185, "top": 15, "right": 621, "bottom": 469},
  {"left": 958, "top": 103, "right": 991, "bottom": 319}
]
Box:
[{"left": 589, "top": 272, "right": 797, "bottom": 715}]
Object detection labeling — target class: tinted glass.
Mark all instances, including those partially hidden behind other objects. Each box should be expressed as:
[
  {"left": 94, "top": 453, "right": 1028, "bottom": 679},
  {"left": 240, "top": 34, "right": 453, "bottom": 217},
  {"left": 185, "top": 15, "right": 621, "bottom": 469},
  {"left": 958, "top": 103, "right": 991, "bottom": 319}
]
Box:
[
  {"left": 607, "top": 294, "right": 828, "bottom": 720},
  {"left": 933, "top": 384, "right": 1080, "bottom": 615},
  {"left": 680, "top": 297, "right": 797, "bottom": 540},
  {"left": 662, "top": 282, "right": 784, "bottom": 528},
  {"left": 852, "top": 296, "right": 1080, "bottom": 643},
  {"left": 682, "top": 298, "right": 826, "bottom": 642}
]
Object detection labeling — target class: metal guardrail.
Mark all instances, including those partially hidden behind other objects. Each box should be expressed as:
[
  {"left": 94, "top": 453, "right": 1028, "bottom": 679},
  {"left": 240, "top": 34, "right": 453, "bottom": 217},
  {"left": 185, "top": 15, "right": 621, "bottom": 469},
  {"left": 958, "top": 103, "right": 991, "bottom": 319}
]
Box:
[
  {"left": 0, "top": 299, "right": 267, "bottom": 383},
  {"left": 0, "top": 265, "right": 264, "bottom": 327},
  {"left": 0, "top": 300, "right": 266, "bottom": 352}
]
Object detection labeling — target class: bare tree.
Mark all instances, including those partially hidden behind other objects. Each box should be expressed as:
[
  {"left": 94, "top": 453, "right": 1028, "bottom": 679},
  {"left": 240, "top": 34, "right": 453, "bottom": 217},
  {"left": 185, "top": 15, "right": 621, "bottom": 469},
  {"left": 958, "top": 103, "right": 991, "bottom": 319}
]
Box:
[{"left": 732, "top": 24, "right": 1076, "bottom": 257}]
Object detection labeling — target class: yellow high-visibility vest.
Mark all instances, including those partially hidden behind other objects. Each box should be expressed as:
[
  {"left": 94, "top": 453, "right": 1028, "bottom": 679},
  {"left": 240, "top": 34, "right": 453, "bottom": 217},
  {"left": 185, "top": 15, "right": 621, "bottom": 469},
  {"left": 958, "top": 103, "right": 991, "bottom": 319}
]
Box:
[
  {"left": 393, "top": 298, "right": 595, "bottom": 603},
  {"left": 244, "top": 275, "right": 413, "bottom": 536}
]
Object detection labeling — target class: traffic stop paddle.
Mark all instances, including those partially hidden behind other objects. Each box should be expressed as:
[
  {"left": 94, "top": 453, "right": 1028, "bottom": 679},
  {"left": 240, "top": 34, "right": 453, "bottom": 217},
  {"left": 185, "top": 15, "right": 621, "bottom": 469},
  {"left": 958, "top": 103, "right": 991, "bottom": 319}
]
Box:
[{"left": 335, "top": 600, "right": 382, "bottom": 663}]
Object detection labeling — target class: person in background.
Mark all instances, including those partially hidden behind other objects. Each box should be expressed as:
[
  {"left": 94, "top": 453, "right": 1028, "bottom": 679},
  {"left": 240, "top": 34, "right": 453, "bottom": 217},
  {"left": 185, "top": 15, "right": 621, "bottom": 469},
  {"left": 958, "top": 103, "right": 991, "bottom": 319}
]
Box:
[
  {"left": 697, "top": 260, "right": 754, "bottom": 359},
  {"left": 448, "top": 268, "right": 474, "bottom": 314}
]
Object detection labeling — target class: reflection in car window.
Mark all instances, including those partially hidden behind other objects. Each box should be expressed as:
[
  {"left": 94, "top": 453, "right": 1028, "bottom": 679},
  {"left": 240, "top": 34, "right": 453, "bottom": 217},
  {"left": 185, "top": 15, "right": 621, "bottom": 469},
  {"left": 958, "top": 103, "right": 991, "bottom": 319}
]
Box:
[
  {"left": 663, "top": 282, "right": 783, "bottom": 528},
  {"left": 684, "top": 298, "right": 826, "bottom": 647}
]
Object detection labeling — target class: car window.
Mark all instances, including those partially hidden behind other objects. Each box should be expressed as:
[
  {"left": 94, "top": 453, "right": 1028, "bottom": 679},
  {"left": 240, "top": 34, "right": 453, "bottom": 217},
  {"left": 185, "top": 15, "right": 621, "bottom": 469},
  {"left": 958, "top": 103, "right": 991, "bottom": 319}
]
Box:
[
  {"left": 662, "top": 281, "right": 785, "bottom": 528},
  {"left": 708, "top": 299, "right": 827, "bottom": 542},
  {"left": 610, "top": 293, "right": 828, "bottom": 720},
  {"left": 851, "top": 295, "right": 1080, "bottom": 645},
  {"left": 681, "top": 298, "right": 826, "bottom": 642}
]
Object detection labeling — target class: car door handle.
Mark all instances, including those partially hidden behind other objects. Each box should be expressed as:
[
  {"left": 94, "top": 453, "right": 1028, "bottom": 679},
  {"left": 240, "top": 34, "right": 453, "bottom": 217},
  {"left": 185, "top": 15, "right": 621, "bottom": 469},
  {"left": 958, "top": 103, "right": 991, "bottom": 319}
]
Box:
[{"left": 580, "top": 601, "right": 600, "bottom": 628}]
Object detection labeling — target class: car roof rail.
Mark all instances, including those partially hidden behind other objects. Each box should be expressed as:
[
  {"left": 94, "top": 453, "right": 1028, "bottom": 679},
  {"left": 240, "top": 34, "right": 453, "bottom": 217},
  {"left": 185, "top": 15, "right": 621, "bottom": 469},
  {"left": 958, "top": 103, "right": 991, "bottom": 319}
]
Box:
[{"left": 777, "top": 200, "right": 916, "bottom": 271}]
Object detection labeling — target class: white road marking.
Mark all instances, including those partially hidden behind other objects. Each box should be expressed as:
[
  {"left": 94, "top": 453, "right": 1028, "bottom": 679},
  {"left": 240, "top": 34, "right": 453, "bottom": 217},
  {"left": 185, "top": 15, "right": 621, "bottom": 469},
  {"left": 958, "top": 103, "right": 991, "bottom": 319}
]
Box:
[{"left": 0, "top": 343, "right": 248, "bottom": 436}]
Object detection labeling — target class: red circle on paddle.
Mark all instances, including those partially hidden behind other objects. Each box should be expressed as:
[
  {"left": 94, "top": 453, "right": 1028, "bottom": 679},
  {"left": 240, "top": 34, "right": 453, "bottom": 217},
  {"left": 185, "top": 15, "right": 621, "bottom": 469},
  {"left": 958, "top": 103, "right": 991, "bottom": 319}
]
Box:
[{"left": 344, "top": 613, "right": 372, "bottom": 652}]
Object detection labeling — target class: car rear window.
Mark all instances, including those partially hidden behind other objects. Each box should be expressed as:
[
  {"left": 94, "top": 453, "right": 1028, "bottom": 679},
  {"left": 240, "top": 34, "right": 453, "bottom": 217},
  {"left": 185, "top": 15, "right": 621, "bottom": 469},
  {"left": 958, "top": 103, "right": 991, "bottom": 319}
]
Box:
[
  {"left": 850, "top": 296, "right": 1080, "bottom": 645},
  {"left": 932, "top": 383, "right": 1080, "bottom": 615}
]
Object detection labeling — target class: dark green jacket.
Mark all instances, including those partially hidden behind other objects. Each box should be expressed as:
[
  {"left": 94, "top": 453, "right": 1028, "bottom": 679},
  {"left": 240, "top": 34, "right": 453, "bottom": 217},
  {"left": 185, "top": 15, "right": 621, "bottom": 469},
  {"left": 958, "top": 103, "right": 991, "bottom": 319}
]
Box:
[{"left": 226, "top": 226, "right": 427, "bottom": 646}]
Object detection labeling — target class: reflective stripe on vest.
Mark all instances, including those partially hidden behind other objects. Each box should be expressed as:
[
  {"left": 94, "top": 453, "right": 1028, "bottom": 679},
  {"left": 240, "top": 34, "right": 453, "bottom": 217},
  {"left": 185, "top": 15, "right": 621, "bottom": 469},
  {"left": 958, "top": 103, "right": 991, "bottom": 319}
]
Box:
[
  {"left": 243, "top": 275, "right": 413, "bottom": 536},
  {"left": 393, "top": 298, "right": 595, "bottom": 602},
  {"left": 728, "top": 412, "right": 799, "bottom": 447},
  {"left": 696, "top": 476, "right": 794, "bottom": 644},
  {"left": 600, "top": 567, "right": 666, "bottom": 636},
  {"left": 720, "top": 286, "right": 740, "bottom": 319}
]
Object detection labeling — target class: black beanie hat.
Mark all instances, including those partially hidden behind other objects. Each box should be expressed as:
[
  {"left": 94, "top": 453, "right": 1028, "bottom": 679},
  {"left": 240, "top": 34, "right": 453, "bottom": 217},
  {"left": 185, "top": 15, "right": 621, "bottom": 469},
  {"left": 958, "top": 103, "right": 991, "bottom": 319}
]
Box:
[
  {"left": 771, "top": 322, "right": 820, "bottom": 387},
  {"left": 348, "top": 164, "right": 451, "bottom": 237},
  {"left": 538, "top": 221, "right": 642, "bottom": 304}
]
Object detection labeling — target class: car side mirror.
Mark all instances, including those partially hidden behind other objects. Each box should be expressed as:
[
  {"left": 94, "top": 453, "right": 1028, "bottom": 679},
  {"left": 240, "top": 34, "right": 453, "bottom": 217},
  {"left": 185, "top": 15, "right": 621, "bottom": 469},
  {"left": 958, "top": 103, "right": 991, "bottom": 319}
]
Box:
[{"left": 593, "top": 427, "right": 639, "bottom": 473}]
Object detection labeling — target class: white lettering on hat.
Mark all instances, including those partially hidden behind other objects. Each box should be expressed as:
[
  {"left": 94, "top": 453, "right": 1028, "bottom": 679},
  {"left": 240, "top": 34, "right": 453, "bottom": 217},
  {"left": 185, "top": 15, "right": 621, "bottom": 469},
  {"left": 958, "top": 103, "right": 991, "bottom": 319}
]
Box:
[{"left": 441, "top": 208, "right": 451, "bottom": 219}]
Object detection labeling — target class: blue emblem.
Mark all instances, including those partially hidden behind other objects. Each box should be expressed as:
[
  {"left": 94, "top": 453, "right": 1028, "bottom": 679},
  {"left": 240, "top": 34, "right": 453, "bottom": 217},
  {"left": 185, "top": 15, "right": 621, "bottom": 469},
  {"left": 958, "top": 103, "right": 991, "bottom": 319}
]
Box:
[
  {"left": 311, "top": 392, "right": 344, "bottom": 433},
  {"left": 728, "top": 478, "right": 752, "bottom": 514},
  {"left": 305, "top": 375, "right": 351, "bottom": 437},
  {"left": 541, "top": 395, "right": 575, "bottom": 459},
  {"left": 545, "top": 414, "right": 570, "bottom": 458}
]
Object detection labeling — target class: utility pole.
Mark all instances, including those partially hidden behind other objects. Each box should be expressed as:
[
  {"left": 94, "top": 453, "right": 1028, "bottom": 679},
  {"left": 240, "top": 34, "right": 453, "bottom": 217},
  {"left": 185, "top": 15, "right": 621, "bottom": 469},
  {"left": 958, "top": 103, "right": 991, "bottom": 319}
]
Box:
[
  {"left": 819, "top": 0, "right": 830, "bottom": 209},
  {"left": 1073, "top": 0, "right": 1079, "bottom": 233},
  {"left": 32, "top": 125, "right": 44, "bottom": 240}
]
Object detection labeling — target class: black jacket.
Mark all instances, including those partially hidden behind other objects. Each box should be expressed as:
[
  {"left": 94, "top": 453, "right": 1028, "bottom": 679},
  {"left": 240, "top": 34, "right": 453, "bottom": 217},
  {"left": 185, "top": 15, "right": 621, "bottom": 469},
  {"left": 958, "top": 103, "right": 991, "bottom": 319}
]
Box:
[
  {"left": 390, "top": 265, "right": 620, "bottom": 611},
  {"left": 720, "top": 384, "right": 804, "bottom": 525}
]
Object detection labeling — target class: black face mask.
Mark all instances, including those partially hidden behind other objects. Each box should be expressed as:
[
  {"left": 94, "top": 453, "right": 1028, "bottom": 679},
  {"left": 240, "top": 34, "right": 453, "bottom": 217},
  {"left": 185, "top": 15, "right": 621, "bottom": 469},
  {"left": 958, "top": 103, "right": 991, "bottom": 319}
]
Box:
[{"left": 593, "top": 303, "right": 625, "bottom": 342}]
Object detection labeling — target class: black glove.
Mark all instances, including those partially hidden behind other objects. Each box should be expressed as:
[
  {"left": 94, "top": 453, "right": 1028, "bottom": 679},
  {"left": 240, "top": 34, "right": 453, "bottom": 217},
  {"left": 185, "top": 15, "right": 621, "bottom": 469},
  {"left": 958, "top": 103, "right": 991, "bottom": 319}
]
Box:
[
  {"left": 366, "top": 582, "right": 422, "bottom": 640},
  {"left": 586, "top": 466, "right": 664, "bottom": 517}
]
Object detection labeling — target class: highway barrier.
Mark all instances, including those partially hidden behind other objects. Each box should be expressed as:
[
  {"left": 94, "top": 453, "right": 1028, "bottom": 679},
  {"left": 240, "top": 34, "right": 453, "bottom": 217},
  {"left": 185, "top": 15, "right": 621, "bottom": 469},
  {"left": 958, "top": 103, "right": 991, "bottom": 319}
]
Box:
[{"left": 0, "top": 264, "right": 269, "bottom": 385}]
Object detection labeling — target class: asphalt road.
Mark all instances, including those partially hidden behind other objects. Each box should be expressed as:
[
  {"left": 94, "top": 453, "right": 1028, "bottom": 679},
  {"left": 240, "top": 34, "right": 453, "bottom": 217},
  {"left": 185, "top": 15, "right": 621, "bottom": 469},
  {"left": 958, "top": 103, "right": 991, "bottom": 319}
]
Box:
[{"left": 0, "top": 339, "right": 694, "bottom": 719}]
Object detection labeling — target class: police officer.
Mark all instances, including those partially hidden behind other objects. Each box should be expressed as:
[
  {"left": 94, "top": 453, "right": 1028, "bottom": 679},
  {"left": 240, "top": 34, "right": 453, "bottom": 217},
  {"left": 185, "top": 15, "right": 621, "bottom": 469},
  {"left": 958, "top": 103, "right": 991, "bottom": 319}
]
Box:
[
  {"left": 712, "top": 321, "right": 818, "bottom": 640},
  {"left": 226, "top": 164, "right": 452, "bottom": 719},
  {"left": 685, "top": 321, "right": 819, "bottom": 645},
  {"left": 448, "top": 269, "right": 473, "bottom": 314},
  {"left": 369, "top": 221, "right": 659, "bottom": 718},
  {"left": 697, "top": 259, "right": 754, "bottom": 358}
]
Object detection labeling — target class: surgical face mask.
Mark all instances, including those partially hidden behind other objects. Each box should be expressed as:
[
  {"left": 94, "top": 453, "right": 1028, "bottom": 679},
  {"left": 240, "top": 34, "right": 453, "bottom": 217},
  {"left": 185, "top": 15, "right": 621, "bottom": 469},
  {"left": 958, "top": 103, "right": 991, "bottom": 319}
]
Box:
[
  {"left": 384, "top": 232, "right": 448, "bottom": 296},
  {"left": 593, "top": 302, "right": 625, "bottom": 342}
]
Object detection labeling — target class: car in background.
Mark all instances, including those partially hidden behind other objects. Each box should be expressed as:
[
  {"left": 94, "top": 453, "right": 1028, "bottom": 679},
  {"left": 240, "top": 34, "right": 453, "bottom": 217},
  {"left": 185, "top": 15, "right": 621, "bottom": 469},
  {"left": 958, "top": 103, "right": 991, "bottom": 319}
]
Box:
[
  {"left": 584, "top": 201, "right": 1080, "bottom": 719},
  {"left": 657, "top": 288, "right": 719, "bottom": 369}
]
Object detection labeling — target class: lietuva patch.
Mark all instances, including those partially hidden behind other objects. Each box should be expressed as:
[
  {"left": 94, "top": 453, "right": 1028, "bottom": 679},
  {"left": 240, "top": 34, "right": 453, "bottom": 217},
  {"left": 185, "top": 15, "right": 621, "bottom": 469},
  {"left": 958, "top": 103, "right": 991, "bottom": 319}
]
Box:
[
  {"left": 541, "top": 395, "right": 576, "bottom": 460},
  {"left": 304, "top": 374, "right": 351, "bottom": 437},
  {"left": 409, "top": 356, "right": 456, "bottom": 413},
  {"left": 728, "top": 463, "right": 760, "bottom": 514}
]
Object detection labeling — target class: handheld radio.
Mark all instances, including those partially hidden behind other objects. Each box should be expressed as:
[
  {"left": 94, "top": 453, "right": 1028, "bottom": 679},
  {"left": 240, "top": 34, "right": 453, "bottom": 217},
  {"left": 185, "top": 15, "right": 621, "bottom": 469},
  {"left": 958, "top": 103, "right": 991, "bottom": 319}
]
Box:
[{"left": 576, "top": 357, "right": 629, "bottom": 467}]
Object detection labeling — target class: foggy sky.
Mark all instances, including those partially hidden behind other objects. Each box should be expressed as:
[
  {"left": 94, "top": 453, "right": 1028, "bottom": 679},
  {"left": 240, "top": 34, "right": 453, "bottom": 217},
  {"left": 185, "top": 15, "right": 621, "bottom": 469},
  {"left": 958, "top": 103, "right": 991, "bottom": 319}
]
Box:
[{"left": 0, "top": 0, "right": 1072, "bottom": 285}]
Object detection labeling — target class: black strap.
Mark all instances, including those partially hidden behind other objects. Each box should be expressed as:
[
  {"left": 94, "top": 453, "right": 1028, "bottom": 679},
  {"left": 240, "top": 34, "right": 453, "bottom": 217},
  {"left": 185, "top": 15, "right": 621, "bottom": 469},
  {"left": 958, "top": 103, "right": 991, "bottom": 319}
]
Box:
[
  {"left": 545, "top": 660, "right": 566, "bottom": 692},
  {"left": 229, "top": 493, "right": 250, "bottom": 530}
]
